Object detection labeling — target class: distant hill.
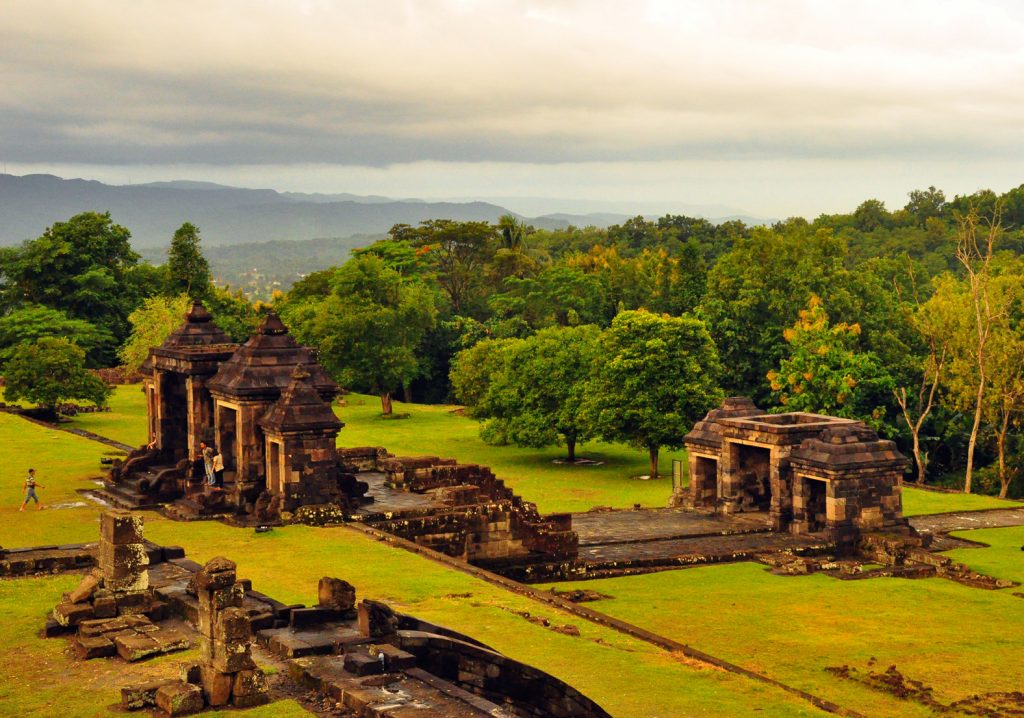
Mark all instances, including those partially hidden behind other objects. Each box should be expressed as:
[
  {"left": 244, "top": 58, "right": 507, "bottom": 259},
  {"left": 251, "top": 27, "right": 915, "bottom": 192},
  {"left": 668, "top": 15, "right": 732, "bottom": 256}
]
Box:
[
  {"left": 0, "top": 174, "right": 770, "bottom": 250},
  {"left": 0, "top": 174, "right": 514, "bottom": 248}
]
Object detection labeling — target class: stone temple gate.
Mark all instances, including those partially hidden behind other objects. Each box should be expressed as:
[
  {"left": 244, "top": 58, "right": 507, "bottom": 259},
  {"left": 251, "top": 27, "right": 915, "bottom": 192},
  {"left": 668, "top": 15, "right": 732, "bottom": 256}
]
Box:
[{"left": 673, "top": 397, "right": 910, "bottom": 553}]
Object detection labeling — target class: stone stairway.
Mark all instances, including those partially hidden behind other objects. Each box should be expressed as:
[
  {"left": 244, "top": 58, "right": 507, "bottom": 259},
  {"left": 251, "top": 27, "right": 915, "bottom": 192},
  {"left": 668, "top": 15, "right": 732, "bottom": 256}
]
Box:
[{"left": 95, "top": 465, "right": 180, "bottom": 510}]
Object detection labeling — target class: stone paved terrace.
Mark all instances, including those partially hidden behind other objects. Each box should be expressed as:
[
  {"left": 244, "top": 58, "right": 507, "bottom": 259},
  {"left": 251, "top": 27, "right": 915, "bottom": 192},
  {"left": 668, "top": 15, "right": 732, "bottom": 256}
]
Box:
[
  {"left": 572, "top": 508, "right": 772, "bottom": 546},
  {"left": 351, "top": 472, "right": 446, "bottom": 517},
  {"left": 566, "top": 508, "right": 826, "bottom": 574},
  {"left": 577, "top": 531, "right": 826, "bottom": 565},
  {"left": 909, "top": 506, "right": 1024, "bottom": 550}
]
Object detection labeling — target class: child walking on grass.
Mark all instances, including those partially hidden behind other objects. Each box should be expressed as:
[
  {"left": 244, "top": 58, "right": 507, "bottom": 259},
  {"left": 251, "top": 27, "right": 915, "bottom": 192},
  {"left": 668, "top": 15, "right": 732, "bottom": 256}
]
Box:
[{"left": 20, "top": 468, "right": 44, "bottom": 511}]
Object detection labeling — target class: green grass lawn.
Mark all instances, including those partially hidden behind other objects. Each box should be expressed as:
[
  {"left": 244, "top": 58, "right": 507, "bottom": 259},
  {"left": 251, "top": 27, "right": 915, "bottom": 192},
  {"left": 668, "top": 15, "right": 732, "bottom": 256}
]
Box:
[
  {"left": 901, "top": 486, "right": 1022, "bottom": 516},
  {"left": 337, "top": 393, "right": 685, "bottom": 513},
  {"left": 67, "top": 384, "right": 149, "bottom": 448},
  {"left": 0, "top": 412, "right": 121, "bottom": 547},
  {"left": 0, "top": 517, "right": 827, "bottom": 718},
  {"left": 543, "top": 564, "right": 1024, "bottom": 717},
  {"left": 943, "top": 525, "right": 1024, "bottom": 585}
]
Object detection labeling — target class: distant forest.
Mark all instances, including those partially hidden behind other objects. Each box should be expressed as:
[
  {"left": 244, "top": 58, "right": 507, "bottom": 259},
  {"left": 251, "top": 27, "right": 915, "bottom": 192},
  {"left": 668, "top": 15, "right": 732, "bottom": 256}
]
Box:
[{"left": 2, "top": 183, "right": 1024, "bottom": 496}]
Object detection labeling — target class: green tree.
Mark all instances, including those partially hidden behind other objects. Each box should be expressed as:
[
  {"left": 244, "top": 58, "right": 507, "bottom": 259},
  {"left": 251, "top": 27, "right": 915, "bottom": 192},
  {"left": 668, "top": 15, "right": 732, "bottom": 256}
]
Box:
[
  {"left": 3, "top": 337, "right": 110, "bottom": 414},
  {"left": 284, "top": 255, "right": 437, "bottom": 415},
  {"left": 392, "top": 219, "right": 497, "bottom": 315},
  {"left": 454, "top": 325, "right": 601, "bottom": 461},
  {"left": 166, "top": 222, "right": 212, "bottom": 299},
  {"left": 119, "top": 294, "right": 192, "bottom": 371},
  {"left": 767, "top": 295, "right": 894, "bottom": 428},
  {"left": 0, "top": 304, "right": 113, "bottom": 367},
  {"left": 0, "top": 211, "right": 146, "bottom": 365},
  {"left": 583, "top": 310, "right": 723, "bottom": 478}
]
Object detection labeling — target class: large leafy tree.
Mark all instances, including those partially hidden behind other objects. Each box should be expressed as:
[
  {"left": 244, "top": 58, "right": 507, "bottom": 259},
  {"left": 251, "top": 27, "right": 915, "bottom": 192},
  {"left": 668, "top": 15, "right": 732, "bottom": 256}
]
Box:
[
  {"left": 283, "top": 254, "right": 437, "bottom": 415},
  {"left": 0, "top": 304, "right": 113, "bottom": 367},
  {"left": 391, "top": 219, "right": 497, "bottom": 316},
  {"left": 3, "top": 337, "right": 110, "bottom": 414},
  {"left": 583, "top": 310, "right": 723, "bottom": 478},
  {"left": 0, "top": 211, "right": 148, "bottom": 365},
  {"left": 119, "top": 294, "right": 192, "bottom": 371},
  {"left": 452, "top": 325, "right": 601, "bottom": 461},
  {"left": 166, "top": 222, "right": 212, "bottom": 299},
  {"left": 767, "top": 295, "right": 894, "bottom": 429}
]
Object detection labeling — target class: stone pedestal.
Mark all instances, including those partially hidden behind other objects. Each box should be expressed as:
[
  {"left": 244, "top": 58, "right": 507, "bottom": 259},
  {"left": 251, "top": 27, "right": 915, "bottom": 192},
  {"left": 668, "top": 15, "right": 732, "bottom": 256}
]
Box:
[{"left": 193, "top": 557, "right": 269, "bottom": 707}]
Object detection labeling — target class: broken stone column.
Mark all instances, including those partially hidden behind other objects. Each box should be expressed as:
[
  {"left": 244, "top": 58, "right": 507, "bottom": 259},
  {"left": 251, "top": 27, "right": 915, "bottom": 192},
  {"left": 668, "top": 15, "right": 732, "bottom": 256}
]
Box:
[
  {"left": 52, "top": 509, "right": 152, "bottom": 628},
  {"left": 192, "top": 556, "right": 269, "bottom": 708}
]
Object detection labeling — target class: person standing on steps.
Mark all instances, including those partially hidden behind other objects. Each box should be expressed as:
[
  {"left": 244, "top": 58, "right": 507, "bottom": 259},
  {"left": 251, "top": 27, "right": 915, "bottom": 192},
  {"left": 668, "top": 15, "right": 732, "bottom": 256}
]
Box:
[
  {"left": 212, "top": 447, "right": 225, "bottom": 488},
  {"left": 200, "top": 441, "right": 215, "bottom": 487},
  {"left": 20, "top": 468, "right": 44, "bottom": 511}
]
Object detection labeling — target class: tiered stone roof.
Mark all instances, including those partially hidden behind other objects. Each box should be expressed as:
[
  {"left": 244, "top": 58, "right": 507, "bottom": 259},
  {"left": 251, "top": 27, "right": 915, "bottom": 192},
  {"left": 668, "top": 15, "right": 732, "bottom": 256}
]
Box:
[
  {"left": 683, "top": 396, "right": 765, "bottom": 451},
  {"left": 207, "top": 312, "right": 338, "bottom": 401},
  {"left": 147, "top": 300, "right": 238, "bottom": 373},
  {"left": 790, "top": 423, "right": 908, "bottom": 473},
  {"left": 259, "top": 365, "right": 344, "bottom": 433}
]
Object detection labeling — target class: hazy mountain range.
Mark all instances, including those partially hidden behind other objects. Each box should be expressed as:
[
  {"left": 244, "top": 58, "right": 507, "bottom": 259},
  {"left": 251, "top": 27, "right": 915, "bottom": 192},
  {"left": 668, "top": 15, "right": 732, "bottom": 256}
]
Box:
[{"left": 0, "top": 173, "right": 766, "bottom": 249}]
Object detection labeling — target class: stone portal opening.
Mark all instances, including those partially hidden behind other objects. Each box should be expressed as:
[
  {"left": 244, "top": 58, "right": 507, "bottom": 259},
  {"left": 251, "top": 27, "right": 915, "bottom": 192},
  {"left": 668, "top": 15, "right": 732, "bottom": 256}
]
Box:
[
  {"left": 735, "top": 444, "right": 771, "bottom": 511},
  {"left": 158, "top": 373, "right": 188, "bottom": 460},
  {"left": 802, "top": 476, "right": 827, "bottom": 533},
  {"left": 266, "top": 440, "right": 283, "bottom": 495},
  {"left": 217, "top": 405, "right": 238, "bottom": 474},
  {"left": 692, "top": 456, "right": 719, "bottom": 506}
]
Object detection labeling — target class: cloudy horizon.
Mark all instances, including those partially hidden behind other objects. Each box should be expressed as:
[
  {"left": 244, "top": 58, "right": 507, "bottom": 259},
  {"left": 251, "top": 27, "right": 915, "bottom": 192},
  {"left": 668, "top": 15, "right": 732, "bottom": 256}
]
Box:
[{"left": 3, "top": 0, "right": 1024, "bottom": 218}]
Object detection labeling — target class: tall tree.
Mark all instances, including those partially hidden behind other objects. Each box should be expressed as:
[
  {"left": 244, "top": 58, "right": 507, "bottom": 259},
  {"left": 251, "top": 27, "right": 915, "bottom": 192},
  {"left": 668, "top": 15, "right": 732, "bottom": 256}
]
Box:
[
  {"left": 0, "top": 304, "right": 113, "bottom": 367},
  {"left": 953, "top": 204, "right": 1004, "bottom": 493},
  {"left": 392, "top": 219, "right": 496, "bottom": 315},
  {"left": 583, "top": 310, "right": 723, "bottom": 478},
  {"left": 3, "top": 337, "right": 110, "bottom": 415},
  {"left": 119, "top": 294, "right": 192, "bottom": 370},
  {"left": 283, "top": 255, "right": 437, "bottom": 415},
  {"left": 0, "top": 211, "right": 146, "bottom": 365},
  {"left": 452, "top": 325, "right": 601, "bottom": 461},
  {"left": 166, "top": 222, "right": 212, "bottom": 299},
  {"left": 767, "top": 295, "right": 894, "bottom": 429}
]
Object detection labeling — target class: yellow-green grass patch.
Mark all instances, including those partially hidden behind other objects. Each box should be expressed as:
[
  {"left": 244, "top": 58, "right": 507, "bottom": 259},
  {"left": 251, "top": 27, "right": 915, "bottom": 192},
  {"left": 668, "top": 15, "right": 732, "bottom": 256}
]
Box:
[{"left": 544, "top": 564, "right": 1024, "bottom": 717}]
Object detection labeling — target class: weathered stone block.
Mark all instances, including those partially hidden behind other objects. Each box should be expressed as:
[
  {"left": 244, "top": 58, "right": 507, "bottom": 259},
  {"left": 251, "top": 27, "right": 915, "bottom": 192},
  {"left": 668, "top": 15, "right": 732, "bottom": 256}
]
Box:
[
  {"left": 193, "top": 556, "right": 236, "bottom": 591},
  {"left": 318, "top": 576, "right": 356, "bottom": 611},
  {"left": 121, "top": 679, "right": 177, "bottom": 710},
  {"left": 76, "top": 635, "right": 116, "bottom": 659},
  {"left": 201, "top": 665, "right": 234, "bottom": 706},
  {"left": 114, "top": 632, "right": 161, "bottom": 662},
  {"left": 99, "top": 542, "right": 149, "bottom": 578},
  {"left": 105, "top": 572, "right": 150, "bottom": 594},
  {"left": 93, "top": 594, "right": 117, "bottom": 619},
  {"left": 154, "top": 681, "right": 204, "bottom": 716},
  {"left": 357, "top": 599, "right": 397, "bottom": 638},
  {"left": 101, "top": 510, "right": 144, "bottom": 545},
  {"left": 53, "top": 601, "right": 95, "bottom": 627},
  {"left": 68, "top": 573, "right": 101, "bottom": 604},
  {"left": 211, "top": 640, "right": 256, "bottom": 673},
  {"left": 216, "top": 607, "right": 252, "bottom": 643},
  {"left": 232, "top": 668, "right": 269, "bottom": 697}
]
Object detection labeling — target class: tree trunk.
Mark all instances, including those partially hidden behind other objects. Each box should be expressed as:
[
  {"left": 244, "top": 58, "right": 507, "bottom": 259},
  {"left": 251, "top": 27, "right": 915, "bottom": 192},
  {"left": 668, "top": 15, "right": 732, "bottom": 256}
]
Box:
[
  {"left": 649, "top": 445, "right": 659, "bottom": 479},
  {"left": 402, "top": 382, "right": 413, "bottom": 403},
  {"left": 997, "top": 411, "right": 1010, "bottom": 499},
  {"left": 912, "top": 431, "right": 924, "bottom": 485},
  {"left": 380, "top": 392, "right": 393, "bottom": 416},
  {"left": 964, "top": 373, "right": 985, "bottom": 494},
  {"left": 566, "top": 436, "right": 576, "bottom": 463}
]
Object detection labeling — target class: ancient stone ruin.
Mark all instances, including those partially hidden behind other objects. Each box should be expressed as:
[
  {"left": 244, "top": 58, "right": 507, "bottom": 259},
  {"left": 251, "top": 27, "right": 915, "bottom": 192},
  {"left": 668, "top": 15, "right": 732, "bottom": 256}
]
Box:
[
  {"left": 50, "top": 510, "right": 190, "bottom": 662},
  {"left": 99, "top": 301, "right": 578, "bottom": 573},
  {"left": 674, "top": 397, "right": 910, "bottom": 553}
]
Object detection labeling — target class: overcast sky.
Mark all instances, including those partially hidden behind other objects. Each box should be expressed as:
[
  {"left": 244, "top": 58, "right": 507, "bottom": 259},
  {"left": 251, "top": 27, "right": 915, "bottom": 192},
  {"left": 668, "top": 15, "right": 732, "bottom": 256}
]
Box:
[{"left": 3, "top": 0, "right": 1024, "bottom": 217}]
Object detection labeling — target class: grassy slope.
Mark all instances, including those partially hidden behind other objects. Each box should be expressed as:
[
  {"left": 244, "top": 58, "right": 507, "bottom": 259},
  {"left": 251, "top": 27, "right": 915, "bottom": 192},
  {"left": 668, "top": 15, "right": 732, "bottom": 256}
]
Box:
[
  {"left": 4, "top": 389, "right": 1024, "bottom": 716},
  {"left": 338, "top": 393, "right": 686, "bottom": 514},
  {"left": 944, "top": 525, "right": 1024, "bottom": 585},
  {"left": 67, "top": 384, "right": 149, "bottom": 448},
  {"left": 544, "top": 564, "right": 1024, "bottom": 717},
  {"left": 901, "top": 486, "right": 1021, "bottom": 516}
]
